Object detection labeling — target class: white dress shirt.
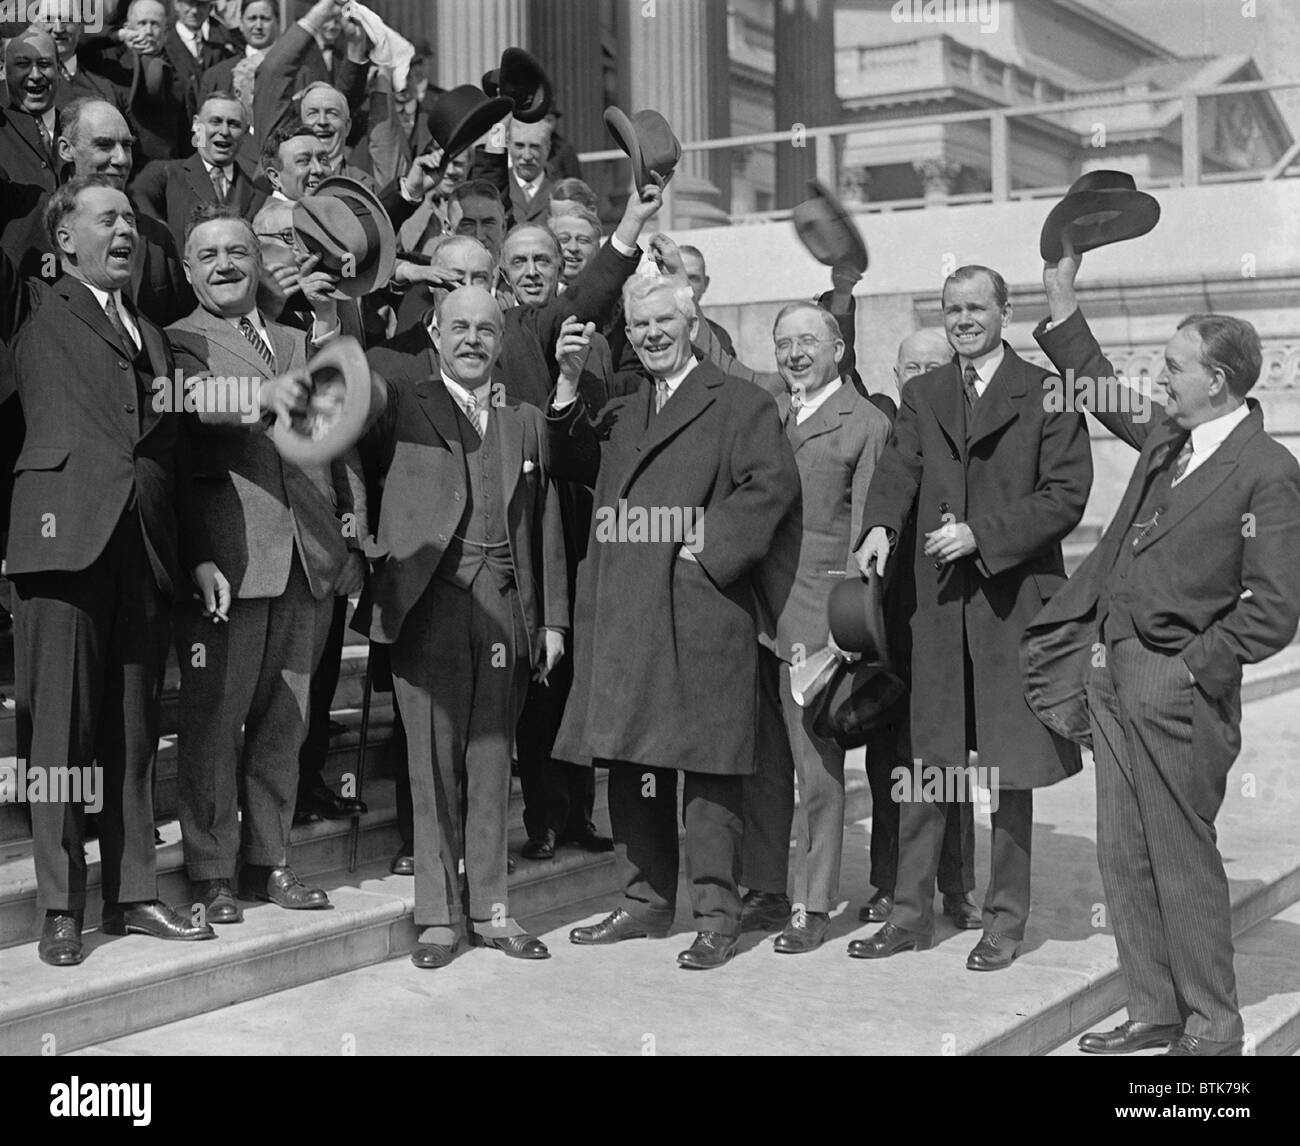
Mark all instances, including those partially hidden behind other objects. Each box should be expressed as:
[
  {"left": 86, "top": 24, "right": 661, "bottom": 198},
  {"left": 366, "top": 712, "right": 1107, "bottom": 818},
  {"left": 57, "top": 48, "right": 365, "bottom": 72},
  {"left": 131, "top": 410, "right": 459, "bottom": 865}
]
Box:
[
  {"left": 84, "top": 283, "right": 141, "bottom": 351},
  {"left": 513, "top": 169, "right": 545, "bottom": 202},
  {"left": 175, "top": 19, "right": 211, "bottom": 58},
  {"left": 794, "top": 377, "right": 842, "bottom": 424},
  {"left": 1174, "top": 403, "right": 1250, "bottom": 486},
  {"left": 442, "top": 372, "right": 492, "bottom": 432},
  {"left": 958, "top": 343, "right": 1004, "bottom": 398}
]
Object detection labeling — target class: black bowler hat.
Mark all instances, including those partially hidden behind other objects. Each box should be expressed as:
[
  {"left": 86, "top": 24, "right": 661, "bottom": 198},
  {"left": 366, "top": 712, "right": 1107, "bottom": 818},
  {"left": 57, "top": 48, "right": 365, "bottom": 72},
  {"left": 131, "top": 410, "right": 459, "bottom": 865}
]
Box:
[
  {"left": 425, "top": 85, "right": 514, "bottom": 180},
  {"left": 813, "top": 661, "right": 908, "bottom": 749},
  {"left": 792, "top": 179, "right": 868, "bottom": 275},
  {"left": 481, "top": 47, "right": 552, "bottom": 124},
  {"left": 827, "top": 572, "right": 890, "bottom": 662},
  {"left": 603, "top": 106, "right": 681, "bottom": 194},
  {"left": 1039, "top": 169, "right": 1160, "bottom": 262}
]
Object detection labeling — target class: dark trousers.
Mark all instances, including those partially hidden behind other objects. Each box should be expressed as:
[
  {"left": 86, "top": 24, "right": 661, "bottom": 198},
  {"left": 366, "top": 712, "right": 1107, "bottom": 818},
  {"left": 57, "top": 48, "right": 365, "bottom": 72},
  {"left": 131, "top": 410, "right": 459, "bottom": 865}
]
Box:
[
  {"left": 298, "top": 594, "right": 348, "bottom": 797},
  {"left": 1086, "top": 638, "right": 1243, "bottom": 1042},
  {"left": 176, "top": 556, "right": 333, "bottom": 880},
  {"left": 14, "top": 509, "right": 170, "bottom": 912},
  {"left": 516, "top": 654, "right": 596, "bottom": 839},
  {"left": 390, "top": 571, "right": 530, "bottom": 940},
  {"left": 605, "top": 760, "right": 744, "bottom": 935}
]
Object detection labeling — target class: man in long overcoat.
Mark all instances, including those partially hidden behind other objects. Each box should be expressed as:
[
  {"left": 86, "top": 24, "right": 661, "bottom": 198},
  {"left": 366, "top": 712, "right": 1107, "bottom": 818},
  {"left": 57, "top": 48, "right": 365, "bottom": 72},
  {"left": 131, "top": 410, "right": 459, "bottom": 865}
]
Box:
[
  {"left": 547, "top": 274, "right": 800, "bottom": 970},
  {"left": 854, "top": 264, "right": 1091, "bottom": 970}
]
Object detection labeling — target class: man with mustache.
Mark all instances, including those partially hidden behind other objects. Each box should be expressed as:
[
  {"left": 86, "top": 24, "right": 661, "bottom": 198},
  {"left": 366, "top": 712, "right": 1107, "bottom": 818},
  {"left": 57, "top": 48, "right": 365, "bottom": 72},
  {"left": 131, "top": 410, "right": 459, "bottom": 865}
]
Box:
[
  {"left": 165, "top": 206, "right": 365, "bottom": 923},
  {"left": 10, "top": 175, "right": 219, "bottom": 965}
]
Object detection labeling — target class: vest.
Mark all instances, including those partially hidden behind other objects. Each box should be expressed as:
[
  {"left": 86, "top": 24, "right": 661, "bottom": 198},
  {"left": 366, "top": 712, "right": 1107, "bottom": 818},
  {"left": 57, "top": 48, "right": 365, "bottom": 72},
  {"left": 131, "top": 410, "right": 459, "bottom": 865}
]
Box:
[{"left": 435, "top": 401, "right": 515, "bottom": 591}]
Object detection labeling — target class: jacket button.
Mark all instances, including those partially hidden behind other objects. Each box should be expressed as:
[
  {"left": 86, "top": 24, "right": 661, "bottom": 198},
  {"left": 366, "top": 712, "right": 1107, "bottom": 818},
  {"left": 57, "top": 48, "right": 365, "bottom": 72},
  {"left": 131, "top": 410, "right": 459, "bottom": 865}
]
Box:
[
  {"left": 438, "top": 533, "right": 447, "bottom": 542},
  {"left": 119, "top": 361, "right": 129, "bottom": 370},
  {"left": 950, "top": 450, "right": 959, "bottom": 460},
  {"left": 453, "top": 491, "right": 461, "bottom": 500},
  {"left": 123, "top": 404, "right": 135, "bottom": 414}
]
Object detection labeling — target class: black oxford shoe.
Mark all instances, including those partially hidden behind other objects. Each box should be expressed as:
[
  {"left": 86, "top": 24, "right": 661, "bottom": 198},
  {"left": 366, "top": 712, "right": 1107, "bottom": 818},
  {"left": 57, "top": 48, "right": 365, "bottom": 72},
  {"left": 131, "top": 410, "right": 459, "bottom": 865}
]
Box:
[
  {"left": 1078, "top": 1020, "right": 1183, "bottom": 1055},
  {"left": 470, "top": 932, "right": 550, "bottom": 960},
  {"left": 740, "top": 890, "right": 792, "bottom": 932},
  {"left": 942, "top": 892, "right": 982, "bottom": 930},
  {"left": 297, "top": 784, "right": 366, "bottom": 821},
  {"left": 238, "top": 866, "right": 330, "bottom": 910},
  {"left": 848, "top": 921, "right": 932, "bottom": 959},
  {"left": 1163, "top": 1033, "right": 1242, "bottom": 1057},
  {"left": 38, "top": 912, "right": 84, "bottom": 966},
  {"left": 774, "top": 909, "right": 830, "bottom": 954},
  {"left": 193, "top": 879, "right": 243, "bottom": 924},
  {"left": 101, "top": 901, "right": 216, "bottom": 941},
  {"left": 557, "top": 824, "right": 615, "bottom": 852},
  {"left": 521, "top": 830, "right": 556, "bottom": 861},
  {"left": 389, "top": 850, "right": 414, "bottom": 877},
  {"left": 570, "top": 908, "right": 669, "bottom": 945},
  {"left": 411, "top": 941, "right": 459, "bottom": 969},
  {"left": 857, "top": 889, "right": 894, "bottom": 924},
  {"left": 677, "top": 931, "right": 739, "bottom": 970},
  {"left": 966, "top": 932, "right": 1019, "bottom": 971}
]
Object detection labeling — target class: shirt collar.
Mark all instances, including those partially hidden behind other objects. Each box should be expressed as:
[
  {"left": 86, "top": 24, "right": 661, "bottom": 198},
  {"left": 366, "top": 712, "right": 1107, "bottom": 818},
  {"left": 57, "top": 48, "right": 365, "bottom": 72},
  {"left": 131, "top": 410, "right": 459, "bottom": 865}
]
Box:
[
  {"left": 235, "top": 306, "right": 267, "bottom": 333},
  {"left": 1189, "top": 402, "right": 1250, "bottom": 456},
  {"left": 61, "top": 54, "right": 78, "bottom": 76},
  {"left": 176, "top": 20, "right": 210, "bottom": 50},
  {"left": 270, "top": 188, "right": 293, "bottom": 203},
  {"left": 513, "top": 168, "right": 545, "bottom": 197},
  {"left": 441, "top": 371, "right": 492, "bottom": 411},
  {"left": 82, "top": 282, "right": 122, "bottom": 310},
  {"left": 655, "top": 359, "right": 695, "bottom": 397},
  {"left": 40, "top": 106, "right": 57, "bottom": 136},
  {"left": 960, "top": 342, "right": 1004, "bottom": 386},
  {"left": 796, "top": 376, "right": 842, "bottom": 415}
]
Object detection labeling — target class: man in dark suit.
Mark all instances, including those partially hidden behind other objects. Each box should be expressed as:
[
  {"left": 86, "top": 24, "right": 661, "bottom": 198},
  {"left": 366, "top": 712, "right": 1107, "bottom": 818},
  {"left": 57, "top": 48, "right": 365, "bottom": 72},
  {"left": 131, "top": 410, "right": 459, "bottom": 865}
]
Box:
[
  {"left": 549, "top": 273, "right": 801, "bottom": 970},
  {"left": 505, "top": 118, "right": 556, "bottom": 226},
  {"left": 198, "top": 0, "right": 277, "bottom": 109},
  {"left": 1, "top": 28, "right": 61, "bottom": 254},
  {"left": 131, "top": 91, "right": 266, "bottom": 250},
  {"left": 1028, "top": 250, "right": 1300, "bottom": 1056},
  {"left": 740, "top": 301, "right": 891, "bottom": 953},
  {"left": 29, "top": 1, "right": 132, "bottom": 118},
  {"left": 163, "top": 0, "right": 241, "bottom": 123},
  {"left": 854, "top": 264, "right": 1091, "bottom": 970},
  {"left": 167, "top": 208, "right": 366, "bottom": 922},
  {"left": 352, "top": 285, "right": 569, "bottom": 969},
  {"left": 9, "top": 175, "right": 217, "bottom": 965}
]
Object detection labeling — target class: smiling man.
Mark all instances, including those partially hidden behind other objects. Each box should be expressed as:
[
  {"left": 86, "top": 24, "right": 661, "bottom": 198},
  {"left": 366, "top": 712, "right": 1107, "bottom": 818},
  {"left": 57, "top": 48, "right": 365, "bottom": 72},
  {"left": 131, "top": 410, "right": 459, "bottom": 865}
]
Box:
[
  {"left": 506, "top": 117, "right": 555, "bottom": 224},
  {"left": 500, "top": 222, "right": 559, "bottom": 307},
  {"left": 0, "top": 28, "right": 60, "bottom": 194},
  {"left": 854, "top": 264, "right": 1092, "bottom": 970},
  {"left": 550, "top": 207, "right": 599, "bottom": 290},
  {"left": 261, "top": 117, "right": 331, "bottom": 202}
]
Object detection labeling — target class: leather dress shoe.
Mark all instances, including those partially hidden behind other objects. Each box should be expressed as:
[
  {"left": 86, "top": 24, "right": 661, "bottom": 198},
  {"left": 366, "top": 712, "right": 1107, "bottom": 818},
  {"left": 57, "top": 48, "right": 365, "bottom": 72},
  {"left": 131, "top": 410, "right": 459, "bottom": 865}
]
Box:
[
  {"left": 470, "top": 932, "right": 550, "bottom": 959},
  {"left": 557, "top": 823, "right": 614, "bottom": 852},
  {"left": 296, "top": 784, "right": 366, "bottom": 821},
  {"left": 411, "top": 941, "right": 460, "bottom": 969},
  {"left": 942, "top": 892, "right": 982, "bottom": 930},
  {"left": 966, "top": 932, "right": 1020, "bottom": 971},
  {"left": 38, "top": 912, "right": 84, "bottom": 966},
  {"left": 521, "top": 830, "right": 556, "bottom": 861},
  {"left": 238, "top": 866, "right": 330, "bottom": 910},
  {"left": 677, "top": 931, "right": 739, "bottom": 969},
  {"left": 390, "top": 850, "right": 414, "bottom": 876},
  {"left": 1163, "top": 1033, "right": 1242, "bottom": 1057},
  {"left": 857, "top": 889, "right": 894, "bottom": 923},
  {"left": 1078, "top": 1020, "right": 1183, "bottom": 1055},
  {"left": 101, "top": 901, "right": 216, "bottom": 941},
  {"left": 774, "top": 908, "right": 830, "bottom": 954},
  {"left": 193, "top": 879, "right": 243, "bottom": 924},
  {"left": 570, "top": 907, "right": 669, "bottom": 945},
  {"left": 740, "top": 889, "right": 792, "bottom": 932},
  {"left": 848, "top": 921, "right": 932, "bottom": 959}
]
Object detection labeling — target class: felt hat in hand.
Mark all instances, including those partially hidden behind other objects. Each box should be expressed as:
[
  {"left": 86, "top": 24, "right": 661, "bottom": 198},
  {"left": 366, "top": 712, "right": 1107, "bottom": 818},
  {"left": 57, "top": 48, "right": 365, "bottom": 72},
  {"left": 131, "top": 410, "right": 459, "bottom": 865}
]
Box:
[
  {"left": 1039, "top": 169, "right": 1160, "bottom": 262},
  {"left": 792, "top": 179, "right": 868, "bottom": 275},
  {"left": 603, "top": 106, "right": 681, "bottom": 193},
  {"left": 292, "top": 175, "right": 396, "bottom": 298},
  {"left": 270, "top": 336, "right": 376, "bottom": 467},
  {"left": 425, "top": 84, "right": 514, "bottom": 179},
  {"left": 482, "top": 47, "right": 553, "bottom": 124}
]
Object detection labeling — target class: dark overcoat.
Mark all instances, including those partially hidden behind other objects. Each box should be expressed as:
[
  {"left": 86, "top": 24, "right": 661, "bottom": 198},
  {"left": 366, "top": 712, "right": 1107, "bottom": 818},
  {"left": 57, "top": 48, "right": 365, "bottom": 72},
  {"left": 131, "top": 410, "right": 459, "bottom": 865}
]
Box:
[
  {"left": 859, "top": 342, "right": 1092, "bottom": 788},
  {"left": 548, "top": 359, "right": 800, "bottom": 775}
]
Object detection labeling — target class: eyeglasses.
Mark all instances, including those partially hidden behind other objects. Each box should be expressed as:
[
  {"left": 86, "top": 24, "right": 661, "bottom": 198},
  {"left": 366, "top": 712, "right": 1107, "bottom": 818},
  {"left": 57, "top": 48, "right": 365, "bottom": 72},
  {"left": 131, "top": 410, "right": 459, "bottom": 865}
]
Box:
[
  {"left": 255, "top": 229, "right": 297, "bottom": 246},
  {"left": 775, "top": 334, "right": 835, "bottom": 355}
]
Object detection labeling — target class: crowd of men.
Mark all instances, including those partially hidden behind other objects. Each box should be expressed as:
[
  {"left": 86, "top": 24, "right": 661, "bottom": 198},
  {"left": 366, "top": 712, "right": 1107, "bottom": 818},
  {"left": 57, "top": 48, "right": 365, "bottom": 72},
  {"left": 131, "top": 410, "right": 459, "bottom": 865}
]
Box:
[{"left": 3, "top": 0, "right": 1299, "bottom": 1059}]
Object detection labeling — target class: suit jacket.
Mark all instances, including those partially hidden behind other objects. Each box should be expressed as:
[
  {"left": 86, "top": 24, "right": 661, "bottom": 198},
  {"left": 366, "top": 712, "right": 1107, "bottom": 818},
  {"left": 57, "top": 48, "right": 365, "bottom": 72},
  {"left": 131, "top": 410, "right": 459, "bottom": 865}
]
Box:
[
  {"left": 0, "top": 104, "right": 59, "bottom": 195},
  {"left": 760, "top": 381, "right": 892, "bottom": 661},
  {"left": 7, "top": 275, "right": 209, "bottom": 594},
  {"left": 77, "top": 41, "right": 190, "bottom": 163},
  {"left": 1024, "top": 308, "right": 1300, "bottom": 743},
  {"left": 509, "top": 174, "right": 556, "bottom": 226},
  {"left": 861, "top": 341, "right": 1091, "bottom": 787},
  {"left": 252, "top": 23, "right": 368, "bottom": 154},
  {"left": 163, "top": 20, "right": 242, "bottom": 122},
  {"left": 165, "top": 306, "right": 364, "bottom": 600},
  {"left": 131, "top": 152, "right": 267, "bottom": 251},
  {"left": 350, "top": 374, "right": 568, "bottom": 665},
  {"left": 547, "top": 359, "right": 801, "bottom": 775}
]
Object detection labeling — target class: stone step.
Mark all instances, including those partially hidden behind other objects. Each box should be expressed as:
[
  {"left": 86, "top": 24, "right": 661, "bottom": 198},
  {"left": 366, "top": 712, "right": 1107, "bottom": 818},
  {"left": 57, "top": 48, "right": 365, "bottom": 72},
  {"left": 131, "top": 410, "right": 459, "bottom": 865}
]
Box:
[{"left": 1047, "top": 898, "right": 1300, "bottom": 1057}]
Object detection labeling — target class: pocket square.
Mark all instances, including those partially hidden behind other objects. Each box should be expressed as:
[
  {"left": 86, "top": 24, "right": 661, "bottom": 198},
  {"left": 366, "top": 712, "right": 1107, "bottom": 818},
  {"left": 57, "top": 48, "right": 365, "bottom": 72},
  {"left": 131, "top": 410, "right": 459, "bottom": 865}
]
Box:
[{"left": 522, "top": 459, "right": 537, "bottom": 474}]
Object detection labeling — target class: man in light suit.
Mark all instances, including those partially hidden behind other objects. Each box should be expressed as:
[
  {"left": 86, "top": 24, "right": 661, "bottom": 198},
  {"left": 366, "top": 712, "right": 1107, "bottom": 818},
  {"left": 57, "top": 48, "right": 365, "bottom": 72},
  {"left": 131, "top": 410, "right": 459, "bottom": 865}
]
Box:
[
  {"left": 739, "top": 301, "right": 891, "bottom": 953},
  {"left": 166, "top": 207, "right": 366, "bottom": 921},
  {"left": 10, "top": 175, "right": 218, "bottom": 964},
  {"left": 352, "top": 285, "right": 569, "bottom": 969},
  {"left": 1028, "top": 249, "right": 1300, "bottom": 1056}
]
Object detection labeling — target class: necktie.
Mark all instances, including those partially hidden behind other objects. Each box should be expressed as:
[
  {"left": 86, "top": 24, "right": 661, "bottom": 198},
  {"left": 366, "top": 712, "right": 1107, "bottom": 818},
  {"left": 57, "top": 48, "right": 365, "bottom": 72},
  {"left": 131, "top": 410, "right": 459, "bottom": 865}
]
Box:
[
  {"left": 1170, "top": 436, "right": 1194, "bottom": 484},
  {"left": 963, "top": 363, "right": 980, "bottom": 408},
  {"left": 238, "top": 316, "right": 275, "bottom": 372},
  {"left": 211, "top": 165, "right": 228, "bottom": 204},
  {"left": 103, "top": 292, "right": 135, "bottom": 351},
  {"left": 654, "top": 378, "right": 670, "bottom": 414},
  {"left": 36, "top": 116, "right": 55, "bottom": 163},
  {"left": 463, "top": 393, "right": 485, "bottom": 437},
  {"left": 787, "top": 390, "right": 804, "bottom": 428}
]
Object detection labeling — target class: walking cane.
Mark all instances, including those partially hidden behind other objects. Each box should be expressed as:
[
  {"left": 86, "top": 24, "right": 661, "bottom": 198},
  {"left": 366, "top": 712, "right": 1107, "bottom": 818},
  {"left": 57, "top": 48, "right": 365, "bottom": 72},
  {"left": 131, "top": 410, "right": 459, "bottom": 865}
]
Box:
[{"left": 347, "top": 643, "right": 375, "bottom": 874}]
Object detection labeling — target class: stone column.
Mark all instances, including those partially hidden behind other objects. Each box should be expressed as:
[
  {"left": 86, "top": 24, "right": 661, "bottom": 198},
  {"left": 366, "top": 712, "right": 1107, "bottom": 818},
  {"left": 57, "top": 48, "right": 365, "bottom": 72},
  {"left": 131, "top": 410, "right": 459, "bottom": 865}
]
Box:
[
  {"left": 774, "top": 0, "right": 837, "bottom": 210},
  {"left": 434, "top": 0, "right": 529, "bottom": 91},
  {"left": 527, "top": 0, "right": 606, "bottom": 154},
  {"left": 621, "top": 0, "right": 731, "bottom": 229}
]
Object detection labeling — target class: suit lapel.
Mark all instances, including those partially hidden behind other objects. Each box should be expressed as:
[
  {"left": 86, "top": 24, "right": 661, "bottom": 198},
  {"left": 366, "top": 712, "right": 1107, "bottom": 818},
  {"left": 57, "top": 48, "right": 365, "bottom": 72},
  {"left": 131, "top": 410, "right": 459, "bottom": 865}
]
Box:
[
  {"left": 928, "top": 359, "right": 966, "bottom": 460},
  {"left": 267, "top": 317, "right": 299, "bottom": 373},
  {"left": 195, "top": 308, "right": 274, "bottom": 376},
  {"left": 5, "top": 108, "right": 52, "bottom": 168},
  {"left": 618, "top": 363, "right": 719, "bottom": 500},
  {"left": 60, "top": 275, "right": 134, "bottom": 358},
  {"left": 136, "top": 315, "right": 169, "bottom": 438},
  {"left": 967, "top": 344, "right": 1026, "bottom": 449},
  {"left": 788, "top": 381, "right": 853, "bottom": 452},
  {"left": 414, "top": 374, "right": 464, "bottom": 454},
  {"left": 183, "top": 152, "right": 217, "bottom": 205},
  {"left": 496, "top": 405, "right": 524, "bottom": 507}
]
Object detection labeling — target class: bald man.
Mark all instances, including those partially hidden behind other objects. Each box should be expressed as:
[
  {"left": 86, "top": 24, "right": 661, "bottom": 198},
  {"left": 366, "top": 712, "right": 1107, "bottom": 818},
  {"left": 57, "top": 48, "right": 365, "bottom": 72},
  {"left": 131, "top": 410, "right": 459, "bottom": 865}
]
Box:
[{"left": 352, "top": 285, "right": 569, "bottom": 968}]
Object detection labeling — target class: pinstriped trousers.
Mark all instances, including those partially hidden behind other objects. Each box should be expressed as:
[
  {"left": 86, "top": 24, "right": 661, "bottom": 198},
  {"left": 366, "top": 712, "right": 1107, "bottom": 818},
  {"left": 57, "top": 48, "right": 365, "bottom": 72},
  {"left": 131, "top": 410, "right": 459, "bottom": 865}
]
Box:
[{"left": 1086, "top": 637, "right": 1244, "bottom": 1042}]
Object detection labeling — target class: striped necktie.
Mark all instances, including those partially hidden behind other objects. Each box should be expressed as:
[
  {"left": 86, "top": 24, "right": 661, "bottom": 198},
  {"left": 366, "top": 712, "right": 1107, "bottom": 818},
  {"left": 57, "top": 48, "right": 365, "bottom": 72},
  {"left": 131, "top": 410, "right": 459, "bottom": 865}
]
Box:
[
  {"left": 654, "top": 378, "right": 670, "bottom": 414},
  {"left": 103, "top": 292, "right": 136, "bottom": 352},
  {"left": 963, "top": 363, "right": 980, "bottom": 408},
  {"left": 462, "top": 393, "right": 485, "bottom": 437},
  {"left": 1170, "top": 435, "right": 1194, "bottom": 484},
  {"left": 238, "top": 316, "right": 275, "bottom": 372},
  {"left": 211, "top": 165, "right": 229, "bottom": 204}
]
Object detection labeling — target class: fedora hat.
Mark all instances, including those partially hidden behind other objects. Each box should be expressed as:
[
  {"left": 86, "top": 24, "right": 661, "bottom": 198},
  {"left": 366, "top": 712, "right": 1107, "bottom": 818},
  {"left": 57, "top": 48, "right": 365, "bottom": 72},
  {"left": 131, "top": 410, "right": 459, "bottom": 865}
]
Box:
[
  {"left": 813, "top": 660, "right": 908, "bottom": 749},
  {"left": 481, "top": 47, "right": 552, "bottom": 124},
  {"left": 603, "top": 106, "right": 681, "bottom": 194},
  {"left": 425, "top": 84, "right": 514, "bottom": 179},
  {"left": 827, "top": 571, "right": 892, "bottom": 665},
  {"left": 1039, "top": 169, "right": 1160, "bottom": 262},
  {"left": 793, "top": 180, "right": 868, "bottom": 275},
  {"left": 293, "top": 176, "right": 396, "bottom": 298},
  {"left": 270, "top": 336, "right": 377, "bottom": 467}
]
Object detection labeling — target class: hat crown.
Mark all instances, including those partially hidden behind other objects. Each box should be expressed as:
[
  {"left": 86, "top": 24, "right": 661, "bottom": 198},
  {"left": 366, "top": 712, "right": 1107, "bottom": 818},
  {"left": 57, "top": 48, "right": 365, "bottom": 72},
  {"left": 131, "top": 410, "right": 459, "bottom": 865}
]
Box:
[{"left": 1066, "top": 169, "right": 1139, "bottom": 196}]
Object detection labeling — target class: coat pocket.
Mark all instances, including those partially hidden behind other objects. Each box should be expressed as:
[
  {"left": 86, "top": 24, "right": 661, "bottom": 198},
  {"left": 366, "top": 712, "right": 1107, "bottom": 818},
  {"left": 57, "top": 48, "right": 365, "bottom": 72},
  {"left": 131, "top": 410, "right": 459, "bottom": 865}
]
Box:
[{"left": 13, "top": 446, "right": 70, "bottom": 473}]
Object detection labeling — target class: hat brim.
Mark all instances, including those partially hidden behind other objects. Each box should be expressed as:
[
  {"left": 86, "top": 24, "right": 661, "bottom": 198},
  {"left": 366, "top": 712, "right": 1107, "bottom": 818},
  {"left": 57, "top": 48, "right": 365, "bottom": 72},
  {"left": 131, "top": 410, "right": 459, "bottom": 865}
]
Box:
[
  {"left": 793, "top": 179, "right": 868, "bottom": 273},
  {"left": 304, "top": 175, "right": 397, "bottom": 298},
  {"left": 812, "top": 663, "right": 908, "bottom": 746},
  {"left": 1040, "top": 187, "right": 1160, "bottom": 261},
  {"left": 427, "top": 91, "right": 515, "bottom": 179},
  {"left": 271, "top": 336, "right": 372, "bottom": 467},
  {"left": 603, "top": 105, "right": 680, "bottom": 194},
  {"left": 497, "top": 47, "right": 552, "bottom": 124},
  {"left": 827, "top": 570, "right": 891, "bottom": 664}
]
